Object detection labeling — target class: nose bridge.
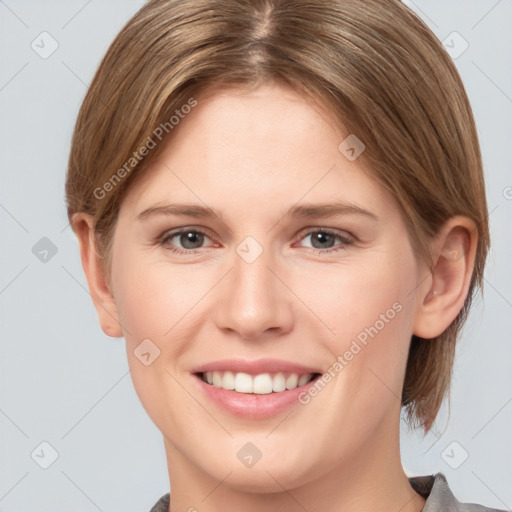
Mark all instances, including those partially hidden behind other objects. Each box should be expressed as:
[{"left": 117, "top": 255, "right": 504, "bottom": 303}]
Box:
[
  {"left": 214, "top": 235, "right": 292, "bottom": 338},
  {"left": 234, "top": 242, "right": 273, "bottom": 299}
]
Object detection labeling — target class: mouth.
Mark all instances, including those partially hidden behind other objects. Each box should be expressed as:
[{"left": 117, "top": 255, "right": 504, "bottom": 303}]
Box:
[
  {"left": 195, "top": 371, "right": 322, "bottom": 394},
  {"left": 190, "top": 358, "right": 324, "bottom": 418}
]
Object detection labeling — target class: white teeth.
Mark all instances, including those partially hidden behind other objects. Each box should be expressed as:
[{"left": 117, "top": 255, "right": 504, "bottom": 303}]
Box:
[
  {"left": 253, "top": 374, "right": 273, "bottom": 394},
  {"left": 297, "top": 374, "right": 311, "bottom": 386},
  {"left": 212, "top": 371, "right": 222, "bottom": 388},
  {"left": 285, "top": 373, "right": 298, "bottom": 389},
  {"left": 202, "top": 371, "right": 315, "bottom": 393},
  {"left": 234, "top": 372, "right": 253, "bottom": 393},
  {"left": 221, "top": 371, "right": 235, "bottom": 390},
  {"left": 272, "top": 372, "right": 286, "bottom": 392}
]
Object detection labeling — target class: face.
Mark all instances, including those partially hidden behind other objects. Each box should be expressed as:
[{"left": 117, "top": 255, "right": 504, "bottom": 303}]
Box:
[{"left": 108, "top": 83, "right": 425, "bottom": 491}]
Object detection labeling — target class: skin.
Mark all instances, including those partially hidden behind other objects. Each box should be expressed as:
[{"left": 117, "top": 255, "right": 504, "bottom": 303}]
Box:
[{"left": 73, "top": 83, "right": 477, "bottom": 512}]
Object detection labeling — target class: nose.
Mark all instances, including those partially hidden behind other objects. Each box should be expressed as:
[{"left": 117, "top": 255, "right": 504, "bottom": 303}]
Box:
[{"left": 214, "top": 242, "right": 294, "bottom": 341}]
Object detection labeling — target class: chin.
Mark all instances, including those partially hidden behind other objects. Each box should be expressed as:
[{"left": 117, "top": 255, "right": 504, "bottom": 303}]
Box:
[{"left": 203, "top": 451, "right": 319, "bottom": 495}]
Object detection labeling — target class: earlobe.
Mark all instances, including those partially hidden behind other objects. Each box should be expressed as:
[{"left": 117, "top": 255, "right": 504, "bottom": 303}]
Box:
[
  {"left": 413, "top": 216, "right": 477, "bottom": 339},
  {"left": 71, "top": 213, "right": 124, "bottom": 338}
]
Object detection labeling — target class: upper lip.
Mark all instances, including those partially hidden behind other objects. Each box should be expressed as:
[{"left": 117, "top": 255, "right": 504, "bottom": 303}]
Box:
[{"left": 191, "top": 358, "right": 322, "bottom": 376}]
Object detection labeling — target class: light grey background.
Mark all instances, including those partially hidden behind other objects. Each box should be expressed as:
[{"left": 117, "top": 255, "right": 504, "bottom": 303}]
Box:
[{"left": 0, "top": 1, "right": 511, "bottom": 511}]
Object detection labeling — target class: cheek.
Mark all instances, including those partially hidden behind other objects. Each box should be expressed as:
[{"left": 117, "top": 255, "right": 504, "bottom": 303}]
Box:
[
  {"left": 302, "top": 249, "right": 417, "bottom": 387},
  {"left": 111, "top": 254, "right": 202, "bottom": 430},
  {"left": 310, "top": 254, "right": 413, "bottom": 330},
  {"left": 112, "top": 250, "right": 200, "bottom": 344}
]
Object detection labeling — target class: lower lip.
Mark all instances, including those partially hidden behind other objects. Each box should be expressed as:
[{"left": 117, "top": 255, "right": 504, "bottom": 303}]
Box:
[{"left": 192, "top": 374, "right": 320, "bottom": 419}]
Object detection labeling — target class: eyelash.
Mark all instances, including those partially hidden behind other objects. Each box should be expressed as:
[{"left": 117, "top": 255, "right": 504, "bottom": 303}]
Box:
[{"left": 158, "top": 227, "right": 354, "bottom": 256}]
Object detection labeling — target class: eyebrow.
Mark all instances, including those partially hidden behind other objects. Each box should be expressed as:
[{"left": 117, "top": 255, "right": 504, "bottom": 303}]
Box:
[{"left": 136, "top": 201, "right": 378, "bottom": 222}]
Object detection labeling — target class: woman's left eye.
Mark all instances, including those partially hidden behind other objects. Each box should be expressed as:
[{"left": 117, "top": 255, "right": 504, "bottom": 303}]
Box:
[{"left": 159, "top": 228, "right": 353, "bottom": 255}]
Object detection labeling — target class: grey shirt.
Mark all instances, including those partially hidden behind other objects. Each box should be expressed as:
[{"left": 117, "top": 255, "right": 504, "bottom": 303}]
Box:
[{"left": 149, "top": 472, "right": 507, "bottom": 512}]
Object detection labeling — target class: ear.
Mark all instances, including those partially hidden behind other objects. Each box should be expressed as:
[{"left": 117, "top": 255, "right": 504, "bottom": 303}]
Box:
[
  {"left": 71, "top": 213, "right": 123, "bottom": 338},
  {"left": 413, "top": 216, "right": 478, "bottom": 339}
]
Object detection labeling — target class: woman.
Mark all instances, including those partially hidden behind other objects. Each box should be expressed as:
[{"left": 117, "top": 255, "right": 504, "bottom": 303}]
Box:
[{"left": 65, "top": 0, "right": 505, "bottom": 510}]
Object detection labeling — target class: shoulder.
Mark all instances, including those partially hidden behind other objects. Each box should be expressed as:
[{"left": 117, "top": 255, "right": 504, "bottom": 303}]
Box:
[
  {"left": 149, "top": 492, "right": 170, "bottom": 512},
  {"left": 409, "top": 472, "right": 507, "bottom": 512}
]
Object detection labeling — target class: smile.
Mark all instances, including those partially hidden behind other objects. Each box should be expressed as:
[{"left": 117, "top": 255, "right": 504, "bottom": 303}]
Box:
[{"left": 191, "top": 358, "right": 323, "bottom": 418}]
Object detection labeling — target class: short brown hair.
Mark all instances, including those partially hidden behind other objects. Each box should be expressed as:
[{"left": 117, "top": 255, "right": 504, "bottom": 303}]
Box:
[{"left": 65, "top": 0, "right": 490, "bottom": 433}]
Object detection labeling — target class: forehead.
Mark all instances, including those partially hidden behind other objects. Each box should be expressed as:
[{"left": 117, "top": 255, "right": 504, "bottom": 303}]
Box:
[{"left": 119, "top": 83, "right": 397, "bottom": 223}]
